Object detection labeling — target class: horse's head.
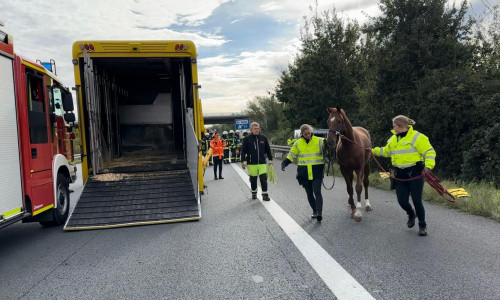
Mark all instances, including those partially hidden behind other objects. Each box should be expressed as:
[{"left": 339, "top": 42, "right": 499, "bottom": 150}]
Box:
[{"left": 326, "top": 106, "right": 345, "bottom": 145}]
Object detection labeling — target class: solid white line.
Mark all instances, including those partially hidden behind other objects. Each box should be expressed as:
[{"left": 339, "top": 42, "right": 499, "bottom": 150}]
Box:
[{"left": 232, "top": 164, "right": 375, "bottom": 300}]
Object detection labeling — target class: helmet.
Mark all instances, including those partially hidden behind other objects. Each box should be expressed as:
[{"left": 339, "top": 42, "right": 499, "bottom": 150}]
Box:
[
  {"left": 229, "top": 130, "right": 234, "bottom": 134},
  {"left": 205, "top": 133, "right": 210, "bottom": 137},
  {"left": 223, "top": 131, "right": 228, "bottom": 135}
]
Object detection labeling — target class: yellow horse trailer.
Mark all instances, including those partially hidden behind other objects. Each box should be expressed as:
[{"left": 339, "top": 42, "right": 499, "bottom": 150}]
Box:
[{"left": 66, "top": 41, "right": 204, "bottom": 230}]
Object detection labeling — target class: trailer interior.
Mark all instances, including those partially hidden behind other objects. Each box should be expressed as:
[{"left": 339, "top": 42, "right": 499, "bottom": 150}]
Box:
[{"left": 79, "top": 56, "right": 195, "bottom": 174}]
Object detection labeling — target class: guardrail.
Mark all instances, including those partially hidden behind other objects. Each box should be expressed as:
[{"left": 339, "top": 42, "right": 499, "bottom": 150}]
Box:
[{"left": 270, "top": 145, "right": 291, "bottom": 159}]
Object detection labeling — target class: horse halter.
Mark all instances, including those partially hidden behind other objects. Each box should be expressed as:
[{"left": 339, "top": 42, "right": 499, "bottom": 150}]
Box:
[
  {"left": 325, "top": 114, "right": 342, "bottom": 161},
  {"left": 328, "top": 115, "right": 345, "bottom": 137}
]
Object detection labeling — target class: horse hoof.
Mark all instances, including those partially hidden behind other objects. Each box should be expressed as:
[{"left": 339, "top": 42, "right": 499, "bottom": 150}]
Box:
[
  {"left": 365, "top": 206, "right": 373, "bottom": 212},
  {"left": 354, "top": 215, "right": 362, "bottom": 222}
]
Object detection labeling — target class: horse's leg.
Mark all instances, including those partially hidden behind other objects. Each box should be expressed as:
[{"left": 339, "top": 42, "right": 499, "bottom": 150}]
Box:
[
  {"left": 340, "top": 165, "right": 355, "bottom": 217},
  {"left": 363, "top": 162, "right": 372, "bottom": 211},
  {"left": 353, "top": 168, "right": 363, "bottom": 222}
]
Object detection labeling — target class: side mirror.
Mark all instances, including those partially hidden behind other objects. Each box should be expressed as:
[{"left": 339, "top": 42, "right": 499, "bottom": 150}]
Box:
[
  {"left": 64, "top": 112, "right": 76, "bottom": 123},
  {"left": 62, "top": 92, "right": 74, "bottom": 112}
]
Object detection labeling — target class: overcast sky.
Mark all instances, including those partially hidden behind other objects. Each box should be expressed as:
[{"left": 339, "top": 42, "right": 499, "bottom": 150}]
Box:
[{"left": 0, "top": 0, "right": 488, "bottom": 115}]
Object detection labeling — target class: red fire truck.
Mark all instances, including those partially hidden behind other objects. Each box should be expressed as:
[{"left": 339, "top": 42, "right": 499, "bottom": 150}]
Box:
[{"left": 0, "top": 29, "right": 77, "bottom": 229}]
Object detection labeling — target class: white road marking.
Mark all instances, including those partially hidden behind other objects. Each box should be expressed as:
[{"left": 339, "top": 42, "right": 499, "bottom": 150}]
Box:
[{"left": 232, "top": 164, "right": 375, "bottom": 300}]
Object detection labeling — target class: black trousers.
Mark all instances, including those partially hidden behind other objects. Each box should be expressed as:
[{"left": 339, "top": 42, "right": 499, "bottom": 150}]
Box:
[
  {"left": 250, "top": 173, "right": 268, "bottom": 194},
  {"left": 395, "top": 166, "right": 426, "bottom": 227},
  {"left": 213, "top": 156, "right": 223, "bottom": 178},
  {"left": 302, "top": 177, "right": 323, "bottom": 213}
]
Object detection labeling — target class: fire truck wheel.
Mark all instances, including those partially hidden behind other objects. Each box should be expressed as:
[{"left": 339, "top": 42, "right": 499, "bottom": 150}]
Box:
[
  {"left": 54, "top": 173, "right": 70, "bottom": 225},
  {"left": 40, "top": 173, "right": 70, "bottom": 226}
]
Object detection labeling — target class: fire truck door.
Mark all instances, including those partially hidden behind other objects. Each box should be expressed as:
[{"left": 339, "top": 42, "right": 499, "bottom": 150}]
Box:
[{"left": 25, "top": 71, "right": 52, "bottom": 174}]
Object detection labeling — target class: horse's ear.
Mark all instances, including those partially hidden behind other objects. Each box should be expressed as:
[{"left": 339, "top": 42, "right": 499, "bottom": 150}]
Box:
[{"left": 327, "top": 107, "right": 333, "bottom": 113}]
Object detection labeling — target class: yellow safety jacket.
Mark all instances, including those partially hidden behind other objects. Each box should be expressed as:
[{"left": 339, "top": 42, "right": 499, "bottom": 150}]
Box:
[
  {"left": 287, "top": 136, "right": 324, "bottom": 180},
  {"left": 372, "top": 126, "right": 436, "bottom": 169}
]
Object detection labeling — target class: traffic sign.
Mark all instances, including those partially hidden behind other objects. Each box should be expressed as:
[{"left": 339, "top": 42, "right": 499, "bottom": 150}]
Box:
[{"left": 235, "top": 118, "right": 250, "bottom": 130}]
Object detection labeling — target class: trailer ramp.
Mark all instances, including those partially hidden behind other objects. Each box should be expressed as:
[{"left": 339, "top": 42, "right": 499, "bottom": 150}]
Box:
[{"left": 64, "top": 169, "right": 200, "bottom": 231}]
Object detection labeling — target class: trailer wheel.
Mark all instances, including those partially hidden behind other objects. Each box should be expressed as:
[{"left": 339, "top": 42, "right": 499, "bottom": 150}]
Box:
[{"left": 40, "top": 173, "right": 70, "bottom": 226}]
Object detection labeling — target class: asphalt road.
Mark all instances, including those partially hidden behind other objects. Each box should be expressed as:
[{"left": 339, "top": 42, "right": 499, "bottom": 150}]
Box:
[{"left": 1, "top": 162, "right": 499, "bottom": 299}]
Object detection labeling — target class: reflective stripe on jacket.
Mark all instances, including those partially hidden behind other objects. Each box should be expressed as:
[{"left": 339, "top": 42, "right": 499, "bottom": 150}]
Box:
[
  {"left": 372, "top": 126, "right": 436, "bottom": 169},
  {"left": 210, "top": 138, "right": 226, "bottom": 159},
  {"left": 287, "top": 136, "right": 324, "bottom": 180}
]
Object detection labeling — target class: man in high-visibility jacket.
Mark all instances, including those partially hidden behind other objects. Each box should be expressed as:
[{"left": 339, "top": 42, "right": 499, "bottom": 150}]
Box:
[
  {"left": 281, "top": 124, "right": 325, "bottom": 222},
  {"left": 210, "top": 132, "right": 227, "bottom": 180},
  {"left": 372, "top": 115, "right": 436, "bottom": 236}
]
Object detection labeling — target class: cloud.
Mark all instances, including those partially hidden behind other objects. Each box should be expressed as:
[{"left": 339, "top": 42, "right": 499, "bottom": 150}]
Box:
[
  {"left": 0, "top": 0, "right": 229, "bottom": 106},
  {"left": 0, "top": 0, "right": 405, "bottom": 117},
  {"left": 256, "top": 0, "right": 379, "bottom": 23},
  {"left": 199, "top": 49, "right": 293, "bottom": 114}
]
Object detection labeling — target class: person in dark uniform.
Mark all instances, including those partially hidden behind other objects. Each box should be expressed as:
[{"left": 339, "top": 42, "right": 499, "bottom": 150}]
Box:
[{"left": 240, "top": 122, "right": 273, "bottom": 201}]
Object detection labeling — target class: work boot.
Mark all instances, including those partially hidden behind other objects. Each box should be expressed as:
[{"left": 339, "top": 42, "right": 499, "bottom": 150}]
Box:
[
  {"left": 407, "top": 210, "right": 416, "bottom": 228},
  {"left": 252, "top": 193, "right": 257, "bottom": 200},
  {"left": 219, "top": 176, "right": 224, "bottom": 180},
  {"left": 214, "top": 176, "right": 218, "bottom": 180},
  {"left": 316, "top": 213, "right": 322, "bottom": 223},
  {"left": 262, "top": 194, "right": 270, "bottom": 201},
  {"left": 311, "top": 211, "right": 318, "bottom": 219},
  {"left": 418, "top": 226, "right": 427, "bottom": 236}
]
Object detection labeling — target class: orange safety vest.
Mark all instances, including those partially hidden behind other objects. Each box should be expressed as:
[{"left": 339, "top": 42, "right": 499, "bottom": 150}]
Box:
[{"left": 210, "top": 138, "right": 226, "bottom": 159}]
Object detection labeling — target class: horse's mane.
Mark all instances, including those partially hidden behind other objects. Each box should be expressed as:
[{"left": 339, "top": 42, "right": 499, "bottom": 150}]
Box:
[{"left": 337, "top": 107, "right": 354, "bottom": 139}]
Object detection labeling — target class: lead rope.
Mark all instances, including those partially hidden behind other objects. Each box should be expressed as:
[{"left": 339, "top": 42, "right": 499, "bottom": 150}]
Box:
[
  {"left": 322, "top": 143, "right": 336, "bottom": 190},
  {"left": 369, "top": 144, "right": 456, "bottom": 203},
  {"left": 331, "top": 130, "right": 456, "bottom": 202}
]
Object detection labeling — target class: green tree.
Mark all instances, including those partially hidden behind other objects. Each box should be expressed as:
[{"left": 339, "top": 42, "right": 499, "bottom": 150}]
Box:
[
  {"left": 360, "top": 0, "right": 478, "bottom": 177},
  {"left": 276, "top": 5, "right": 363, "bottom": 130},
  {"left": 460, "top": 4, "right": 500, "bottom": 185}
]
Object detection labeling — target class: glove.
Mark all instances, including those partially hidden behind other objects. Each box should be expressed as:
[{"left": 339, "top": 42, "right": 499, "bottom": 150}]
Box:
[
  {"left": 241, "top": 162, "right": 246, "bottom": 169},
  {"left": 281, "top": 161, "right": 286, "bottom": 172}
]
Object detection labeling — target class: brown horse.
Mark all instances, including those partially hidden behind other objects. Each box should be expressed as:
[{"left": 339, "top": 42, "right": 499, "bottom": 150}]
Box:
[{"left": 326, "top": 106, "right": 372, "bottom": 221}]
